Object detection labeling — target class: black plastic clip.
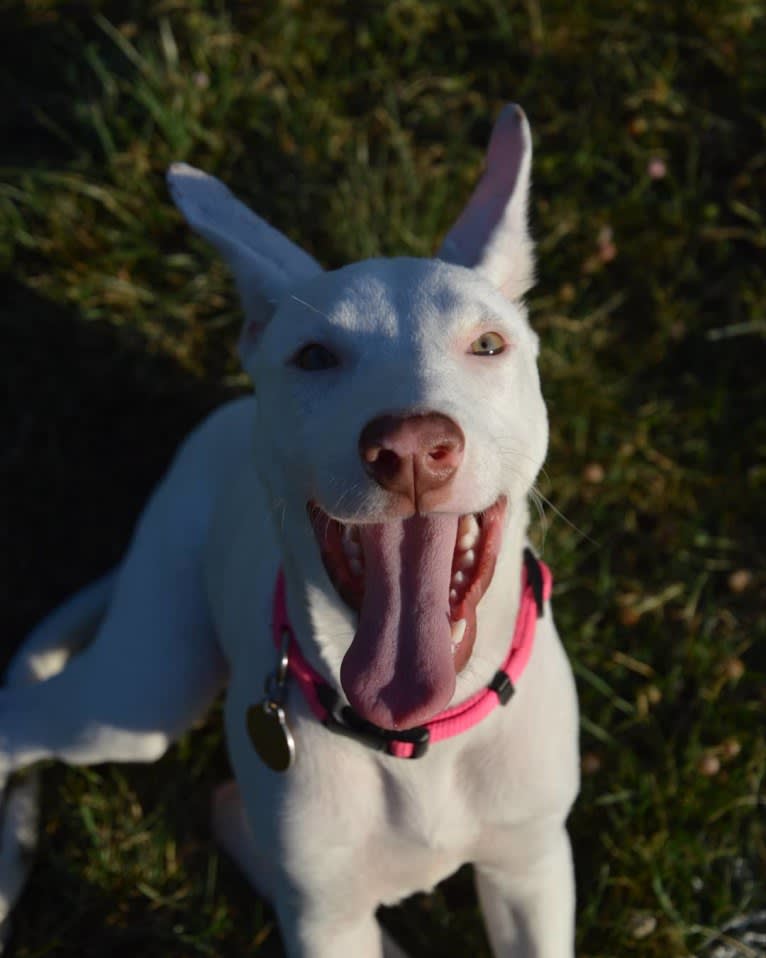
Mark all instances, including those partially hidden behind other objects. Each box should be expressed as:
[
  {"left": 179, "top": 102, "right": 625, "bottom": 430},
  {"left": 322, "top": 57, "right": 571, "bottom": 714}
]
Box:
[
  {"left": 316, "top": 684, "right": 430, "bottom": 759},
  {"left": 489, "top": 670, "right": 515, "bottom": 705},
  {"left": 523, "top": 548, "right": 545, "bottom": 619}
]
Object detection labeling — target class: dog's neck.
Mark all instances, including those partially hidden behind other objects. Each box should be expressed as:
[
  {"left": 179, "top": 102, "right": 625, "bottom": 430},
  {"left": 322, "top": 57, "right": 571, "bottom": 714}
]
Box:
[{"left": 281, "top": 499, "right": 532, "bottom": 711}]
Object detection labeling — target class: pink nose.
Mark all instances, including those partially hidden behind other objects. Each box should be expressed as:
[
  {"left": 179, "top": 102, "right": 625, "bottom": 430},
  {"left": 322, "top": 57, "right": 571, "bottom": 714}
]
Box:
[{"left": 359, "top": 413, "right": 465, "bottom": 504}]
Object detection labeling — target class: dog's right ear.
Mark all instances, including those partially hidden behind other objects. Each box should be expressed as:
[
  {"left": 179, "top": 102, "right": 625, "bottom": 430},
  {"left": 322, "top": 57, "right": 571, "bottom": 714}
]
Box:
[
  {"left": 438, "top": 104, "right": 534, "bottom": 301},
  {"left": 167, "top": 163, "right": 322, "bottom": 351}
]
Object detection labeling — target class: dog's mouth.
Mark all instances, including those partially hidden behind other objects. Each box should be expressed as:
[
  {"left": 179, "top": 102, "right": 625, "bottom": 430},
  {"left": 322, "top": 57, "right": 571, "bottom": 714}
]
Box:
[{"left": 309, "top": 498, "right": 507, "bottom": 730}]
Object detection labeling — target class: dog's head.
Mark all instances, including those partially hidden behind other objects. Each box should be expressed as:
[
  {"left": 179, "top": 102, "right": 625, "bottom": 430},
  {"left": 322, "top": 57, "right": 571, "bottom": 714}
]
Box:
[{"left": 169, "top": 105, "right": 547, "bottom": 731}]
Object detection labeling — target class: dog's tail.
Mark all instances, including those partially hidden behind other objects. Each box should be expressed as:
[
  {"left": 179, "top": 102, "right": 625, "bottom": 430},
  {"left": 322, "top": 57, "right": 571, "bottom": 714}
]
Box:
[{"left": 0, "top": 571, "right": 117, "bottom": 948}]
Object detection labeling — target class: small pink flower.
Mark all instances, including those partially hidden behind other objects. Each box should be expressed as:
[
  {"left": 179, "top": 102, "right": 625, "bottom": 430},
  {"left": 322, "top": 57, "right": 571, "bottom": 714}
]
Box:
[{"left": 648, "top": 157, "right": 667, "bottom": 180}]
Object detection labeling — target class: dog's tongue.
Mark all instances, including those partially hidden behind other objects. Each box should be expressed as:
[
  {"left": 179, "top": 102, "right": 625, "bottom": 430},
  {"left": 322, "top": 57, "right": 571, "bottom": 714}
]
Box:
[{"left": 339, "top": 514, "right": 458, "bottom": 730}]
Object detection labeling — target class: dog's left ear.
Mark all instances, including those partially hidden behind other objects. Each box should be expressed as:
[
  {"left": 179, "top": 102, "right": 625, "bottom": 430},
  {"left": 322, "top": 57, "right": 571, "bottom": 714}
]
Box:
[
  {"left": 166, "top": 163, "right": 322, "bottom": 350},
  {"left": 438, "top": 104, "right": 534, "bottom": 301}
]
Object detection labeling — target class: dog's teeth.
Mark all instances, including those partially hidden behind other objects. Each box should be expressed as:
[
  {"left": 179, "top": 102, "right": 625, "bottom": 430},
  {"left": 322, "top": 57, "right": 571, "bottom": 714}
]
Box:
[
  {"left": 342, "top": 539, "right": 361, "bottom": 558},
  {"left": 457, "top": 515, "right": 480, "bottom": 551},
  {"left": 450, "top": 618, "right": 467, "bottom": 652},
  {"left": 450, "top": 588, "right": 458, "bottom": 603},
  {"left": 452, "top": 571, "right": 466, "bottom": 588},
  {"left": 349, "top": 557, "right": 364, "bottom": 577},
  {"left": 458, "top": 514, "right": 473, "bottom": 534},
  {"left": 342, "top": 527, "right": 362, "bottom": 557},
  {"left": 458, "top": 549, "right": 476, "bottom": 570}
]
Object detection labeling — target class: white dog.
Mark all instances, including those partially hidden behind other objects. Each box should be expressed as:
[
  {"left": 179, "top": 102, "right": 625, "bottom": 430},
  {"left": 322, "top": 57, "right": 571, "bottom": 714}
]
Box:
[{"left": 0, "top": 105, "right": 579, "bottom": 957}]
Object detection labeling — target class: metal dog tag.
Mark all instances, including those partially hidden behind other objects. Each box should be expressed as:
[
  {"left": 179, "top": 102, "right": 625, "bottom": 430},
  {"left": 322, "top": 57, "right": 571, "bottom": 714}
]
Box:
[{"left": 246, "top": 700, "right": 296, "bottom": 772}]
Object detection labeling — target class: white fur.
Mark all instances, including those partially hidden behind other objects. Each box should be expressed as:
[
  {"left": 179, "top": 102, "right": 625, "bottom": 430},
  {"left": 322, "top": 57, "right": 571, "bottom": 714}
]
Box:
[{"left": 0, "top": 106, "right": 579, "bottom": 956}]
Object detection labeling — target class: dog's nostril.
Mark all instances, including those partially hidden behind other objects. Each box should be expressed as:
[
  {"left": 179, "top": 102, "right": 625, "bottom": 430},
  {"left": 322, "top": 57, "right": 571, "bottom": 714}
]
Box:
[
  {"left": 373, "top": 448, "right": 402, "bottom": 480},
  {"left": 429, "top": 445, "right": 453, "bottom": 462},
  {"left": 359, "top": 413, "right": 464, "bottom": 498}
]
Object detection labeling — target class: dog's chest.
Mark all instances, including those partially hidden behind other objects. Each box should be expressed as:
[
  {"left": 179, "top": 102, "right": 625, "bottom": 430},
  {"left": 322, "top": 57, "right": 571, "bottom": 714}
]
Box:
[
  {"left": 358, "top": 804, "right": 474, "bottom": 903},
  {"left": 282, "top": 738, "right": 495, "bottom": 902},
  {"left": 378, "top": 760, "right": 479, "bottom": 854}
]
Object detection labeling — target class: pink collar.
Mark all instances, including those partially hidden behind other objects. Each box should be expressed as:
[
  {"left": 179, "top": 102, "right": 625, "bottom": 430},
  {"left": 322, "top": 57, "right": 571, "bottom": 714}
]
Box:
[{"left": 273, "top": 549, "right": 551, "bottom": 759}]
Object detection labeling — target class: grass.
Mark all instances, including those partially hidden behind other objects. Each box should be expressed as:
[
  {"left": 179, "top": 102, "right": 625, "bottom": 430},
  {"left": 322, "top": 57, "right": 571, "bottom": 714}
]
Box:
[{"left": 1, "top": 0, "right": 764, "bottom": 955}]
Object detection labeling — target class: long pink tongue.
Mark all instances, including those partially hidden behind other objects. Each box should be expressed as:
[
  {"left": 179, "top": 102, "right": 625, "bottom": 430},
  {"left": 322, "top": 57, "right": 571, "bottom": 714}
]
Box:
[{"left": 339, "top": 514, "right": 459, "bottom": 730}]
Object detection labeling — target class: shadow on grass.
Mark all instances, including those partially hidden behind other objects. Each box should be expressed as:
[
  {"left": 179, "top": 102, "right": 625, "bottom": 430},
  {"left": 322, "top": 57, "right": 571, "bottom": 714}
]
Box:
[{"left": 0, "top": 279, "right": 238, "bottom": 668}]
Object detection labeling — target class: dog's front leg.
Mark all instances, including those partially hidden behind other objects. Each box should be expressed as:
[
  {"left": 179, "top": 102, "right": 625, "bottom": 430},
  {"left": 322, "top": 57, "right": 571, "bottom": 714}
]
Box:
[
  {"left": 475, "top": 824, "right": 575, "bottom": 958},
  {"left": 279, "top": 914, "right": 407, "bottom": 958},
  {"left": 272, "top": 893, "right": 387, "bottom": 958},
  {"left": 212, "top": 782, "right": 410, "bottom": 958}
]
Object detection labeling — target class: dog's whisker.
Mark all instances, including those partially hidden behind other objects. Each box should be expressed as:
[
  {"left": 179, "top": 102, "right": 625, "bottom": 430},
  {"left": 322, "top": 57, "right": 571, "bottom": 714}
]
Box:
[
  {"left": 269, "top": 497, "right": 288, "bottom": 531},
  {"left": 494, "top": 441, "right": 541, "bottom": 465},
  {"left": 290, "top": 294, "right": 332, "bottom": 321},
  {"left": 328, "top": 481, "right": 367, "bottom": 519},
  {"left": 528, "top": 488, "right": 548, "bottom": 553},
  {"left": 531, "top": 487, "right": 600, "bottom": 548}
]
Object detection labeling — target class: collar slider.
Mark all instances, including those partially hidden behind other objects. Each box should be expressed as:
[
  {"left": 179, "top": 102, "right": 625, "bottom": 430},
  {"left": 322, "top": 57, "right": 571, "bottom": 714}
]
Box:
[{"left": 489, "top": 670, "right": 515, "bottom": 705}]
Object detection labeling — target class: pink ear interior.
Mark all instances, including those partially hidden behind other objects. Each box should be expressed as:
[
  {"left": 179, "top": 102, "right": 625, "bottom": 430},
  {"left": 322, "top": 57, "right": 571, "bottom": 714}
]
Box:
[
  {"left": 441, "top": 105, "right": 526, "bottom": 268},
  {"left": 237, "top": 315, "right": 269, "bottom": 365}
]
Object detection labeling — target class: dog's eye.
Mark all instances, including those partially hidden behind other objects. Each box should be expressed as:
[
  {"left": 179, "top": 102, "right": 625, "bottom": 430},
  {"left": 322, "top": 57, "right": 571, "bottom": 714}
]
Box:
[
  {"left": 292, "top": 343, "right": 339, "bottom": 371},
  {"left": 469, "top": 332, "right": 506, "bottom": 356}
]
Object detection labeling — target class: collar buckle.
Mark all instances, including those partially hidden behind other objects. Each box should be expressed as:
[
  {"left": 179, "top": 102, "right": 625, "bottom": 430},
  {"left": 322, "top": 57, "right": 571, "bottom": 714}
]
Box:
[{"left": 317, "top": 685, "right": 431, "bottom": 759}]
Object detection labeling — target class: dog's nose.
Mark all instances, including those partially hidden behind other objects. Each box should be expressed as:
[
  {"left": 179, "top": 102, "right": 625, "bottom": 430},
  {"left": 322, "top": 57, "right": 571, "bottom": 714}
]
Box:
[{"left": 359, "top": 413, "right": 465, "bottom": 503}]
